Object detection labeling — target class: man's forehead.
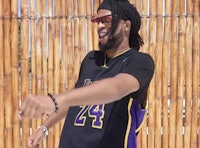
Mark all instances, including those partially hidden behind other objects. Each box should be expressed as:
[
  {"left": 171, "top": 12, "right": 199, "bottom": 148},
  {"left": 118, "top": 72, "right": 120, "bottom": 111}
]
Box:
[{"left": 97, "top": 9, "right": 112, "bottom": 18}]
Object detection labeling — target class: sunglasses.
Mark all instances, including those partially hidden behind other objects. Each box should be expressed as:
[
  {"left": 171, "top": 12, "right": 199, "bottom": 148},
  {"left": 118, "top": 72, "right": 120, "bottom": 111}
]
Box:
[{"left": 91, "top": 15, "right": 113, "bottom": 27}]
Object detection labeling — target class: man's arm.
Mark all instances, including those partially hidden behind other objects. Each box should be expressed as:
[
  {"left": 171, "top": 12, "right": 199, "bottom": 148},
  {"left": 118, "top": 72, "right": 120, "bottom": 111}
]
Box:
[
  {"left": 19, "top": 73, "right": 139, "bottom": 119},
  {"left": 57, "top": 73, "right": 139, "bottom": 108}
]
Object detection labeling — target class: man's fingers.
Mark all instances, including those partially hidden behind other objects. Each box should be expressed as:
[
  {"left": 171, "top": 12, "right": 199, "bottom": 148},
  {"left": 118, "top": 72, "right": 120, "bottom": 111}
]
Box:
[
  {"left": 19, "top": 99, "right": 28, "bottom": 119},
  {"left": 19, "top": 96, "right": 39, "bottom": 119},
  {"left": 28, "top": 138, "right": 40, "bottom": 147},
  {"left": 19, "top": 106, "right": 45, "bottom": 119},
  {"left": 28, "top": 140, "right": 39, "bottom": 148},
  {"left": 28, "top": 139, "right": 33, "bottom": 147},
  {"left": 18, "top": 95, "right": 50, "bottom": 119},
  {"left": 18, "top": 110, "right": 23, "bottom": 120}
]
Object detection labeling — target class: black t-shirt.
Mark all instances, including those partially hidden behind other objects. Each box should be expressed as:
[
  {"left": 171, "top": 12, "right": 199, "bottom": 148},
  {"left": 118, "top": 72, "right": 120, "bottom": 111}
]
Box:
[{"left": 59, "top": 49, "right": 154, "bottom": 148}]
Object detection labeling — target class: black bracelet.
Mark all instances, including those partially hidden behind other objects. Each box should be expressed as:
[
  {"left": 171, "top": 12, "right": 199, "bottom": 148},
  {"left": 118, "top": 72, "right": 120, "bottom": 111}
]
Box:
[{"left": 47, "top": 93, "right": 59, "bottom": 113}]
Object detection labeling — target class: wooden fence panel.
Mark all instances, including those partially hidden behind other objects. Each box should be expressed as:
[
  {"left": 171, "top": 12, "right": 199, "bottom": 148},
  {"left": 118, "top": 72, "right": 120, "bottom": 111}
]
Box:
[
  {"left": 0, "top": 0, "right": 4, "bottom": 148},
  {"left": 137, "top": 1, "right": 149, "bottom": 148},
  {"left": 0, "top": 0, "right": 199, "bottom": 148},
  {"left": 20, "top": 0, "right": 30, "bottom": 147},
  {"left": 162, "top": 1, "right": 171, "bottom": 148},
  {"left": 3, "top": 0, "right": 12, "bottom": 147},
  {"left": 47, "top": 0, "right": 54, "bottom": 147},
  {"left": 169, "top": 0, "right": 179, "bottom": 147},
  {"left": 148, "top": 0, "right": 157, "bottom": 147},
  {"left": 191, "top": 1, "right": 200, "bottom": 148},
  {"left": 11, "top": 0, "right": 20, "bottom": 147}
]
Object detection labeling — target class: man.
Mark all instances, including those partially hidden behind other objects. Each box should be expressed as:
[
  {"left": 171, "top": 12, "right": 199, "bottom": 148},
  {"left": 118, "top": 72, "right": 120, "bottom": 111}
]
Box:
[{"left": 19, "top": 0, "right": 154, "bottom": 147}]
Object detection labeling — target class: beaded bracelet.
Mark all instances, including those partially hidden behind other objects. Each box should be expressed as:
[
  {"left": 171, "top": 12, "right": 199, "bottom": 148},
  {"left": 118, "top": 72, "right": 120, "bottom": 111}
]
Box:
[{"left": 47, "top": 93, "right": 59, "bottom": 113}]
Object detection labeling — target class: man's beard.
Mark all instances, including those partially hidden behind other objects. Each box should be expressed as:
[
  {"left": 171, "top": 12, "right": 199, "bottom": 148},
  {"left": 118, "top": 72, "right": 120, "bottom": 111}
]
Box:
[{"left": 99, "top": 30, "right": 123, "bottom": 51}]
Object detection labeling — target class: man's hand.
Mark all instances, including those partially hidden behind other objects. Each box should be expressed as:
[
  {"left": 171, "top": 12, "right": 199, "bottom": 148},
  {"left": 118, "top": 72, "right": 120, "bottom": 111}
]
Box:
[
  {"left": 28, "top": 127, "right": 46, "bottom": 148},
  {"left": 19, "top": 95, "right": 55, "bottom": 119}
]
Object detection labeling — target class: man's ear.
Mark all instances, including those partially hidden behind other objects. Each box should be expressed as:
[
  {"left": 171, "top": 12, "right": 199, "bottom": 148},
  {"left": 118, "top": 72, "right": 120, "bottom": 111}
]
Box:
[{"left": 124, "top": 20, "right": 131, "bottom": 31}]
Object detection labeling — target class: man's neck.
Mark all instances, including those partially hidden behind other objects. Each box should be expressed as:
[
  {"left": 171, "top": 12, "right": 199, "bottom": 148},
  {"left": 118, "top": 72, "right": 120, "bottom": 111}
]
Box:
[{"left": 105, "top": 46, "right": 130, "bottom": 58}]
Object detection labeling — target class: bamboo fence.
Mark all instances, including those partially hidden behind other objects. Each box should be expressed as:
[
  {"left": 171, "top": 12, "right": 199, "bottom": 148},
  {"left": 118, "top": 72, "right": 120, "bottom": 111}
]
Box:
[{"left": 0, "top": 0, "right": 199, "bottom": 148}]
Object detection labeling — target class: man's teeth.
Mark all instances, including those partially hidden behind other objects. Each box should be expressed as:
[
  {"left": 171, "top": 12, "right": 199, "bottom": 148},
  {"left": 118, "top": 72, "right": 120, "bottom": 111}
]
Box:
[{"left": 99, "top": 33, "right": 106, "bottom": 38}]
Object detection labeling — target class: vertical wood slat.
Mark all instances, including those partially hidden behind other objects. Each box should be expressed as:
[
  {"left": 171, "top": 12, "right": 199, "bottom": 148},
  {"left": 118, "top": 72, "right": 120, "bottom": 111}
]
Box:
[
  {"left": 60, "top": 0, "right": 67, "bottom": 93},
  {"left": 191, "top": 0, "right": 200, "bottom": 147},
  {"left": 184, "top": 0, "right": 193, "bottom": 146},
  {"left": 92, "top": 1, "right": 100, "bottom": 50},
  {"left": 169, "top": 0, "right": 179, "bottom": 147},
  {"left": 79, "top": 0, "right": 87, "bottom": 64},
  {"left": 60, "top": 0, "right": 67, "bottom": 129},
  {"left": 41, "top": 0, "right": 48, "bottom": 96},
  {"left": 47, "top": 0, "right": 54, "bottom": 147},
  {"left": 3, "top": 0, "right": 13, "bottom": 147},
  {"left": 30, "top": 0, "right": 37, "bottom": 135},
  {"left": 137, "top": 0, "right": 149, "bottom": 147},
  {"left": 41, "top": 0, "right": 48, "bottom": 147},
  {"left": 86, "top": 0, "right": 93, "bottom": 52},
  {"left": 53, "top": 0, "right": 61, "bottom": 94},
  {"left": 11, "top": 0, "right": 20, "bottom": 147},
  {"left": 35, "top": 0, "right": 42, "bottom": 97},
  {"left": 53, "top": 0, "right": 61, "bottom": 147},
  {"left": 0, "top": 0, "right": 4, "bottom": 147},
  {"left": 155, "top": 0, "right": 163, "bottom": 147},
  {"left": 73, "top": 0, "right": 81, "bottom": 83},
  {"left": 20, "top": 0, "right": 31, "bottom": 147},
  {"left": 176, "top": 0, "right": 185, "bottom": 147},
  {"left": 35, "top": 2, "right": 43, "bottom": 147},
  {"left": 162, "top": 0, "right": 171, "bottom": 147},
  {"left": 66, "top": 0, "right": 74, "bottom": 90},
  {"left": 148, "top": 0, "right": 157, "bottom": 147},
  {"left": 47, "top": 0, "right": 54, "bottom": 100},
  {"left": 184, "top": 0, "right": 193, "bottom": 148},
  {"left": 134, "top": 0, "right": 140, "bottom": 13}
]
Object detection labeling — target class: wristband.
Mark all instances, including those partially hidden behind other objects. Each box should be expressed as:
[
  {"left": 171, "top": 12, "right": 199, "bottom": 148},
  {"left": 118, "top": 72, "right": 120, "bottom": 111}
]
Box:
[
  {"left": 38, "top": 126, "right": 48, "bottom": 136},
  {"left": 48, "top": 93, "right": 59, "bottom": 112}
]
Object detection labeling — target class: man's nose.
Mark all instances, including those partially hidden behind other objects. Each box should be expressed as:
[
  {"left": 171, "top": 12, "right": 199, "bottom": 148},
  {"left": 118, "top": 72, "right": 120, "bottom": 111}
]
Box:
[{"left": 97, "top": 21, "right": 105, "bottom": 29}]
